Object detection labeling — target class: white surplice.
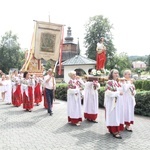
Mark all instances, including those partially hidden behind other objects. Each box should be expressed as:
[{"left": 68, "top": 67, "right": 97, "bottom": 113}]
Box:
[
  {"left": 122, "top": 81, "right": 136, "bottom": 124},
  {"left": 12, "top": 76, "right": 20, "bottom": 93},
  {"left": 22, "top": 79, "right": 35, "bottom": 98},
  {"left": 67, "top": 79, "right": 82, "bottom": 120},
  {"left": 0, "top": 80, "right": 6, "bottom": 93},
  {"left": 4, "top": 80, "right": 12, "bottom": 103},
  {"left": 104, "top": 80, "right": 124, "bottom": 127},
  {"left": 84, "top": 81, "right": 100, "bottom": 115}
]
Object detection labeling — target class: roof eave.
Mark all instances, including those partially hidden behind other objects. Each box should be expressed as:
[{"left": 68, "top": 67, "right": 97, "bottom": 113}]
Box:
[{"left": 62, "top": 63, "right": 96, "bottom": 66}]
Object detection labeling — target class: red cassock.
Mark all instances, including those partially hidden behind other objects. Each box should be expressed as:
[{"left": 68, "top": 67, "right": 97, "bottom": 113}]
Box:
[
  {"left": 96, "top": 51, "right": 106, "bottom": 70},
  {"left": 84, "top": 113, "right": 97, "bottom": 121},
  {"left": 12, "top": 85, "right": 22, "bottom": 107},
  {"left": 23, "top": 86, "right": 33, "bottom": 110},
  {"left": 107, "top": 125, "right": 124, "bottom": 133},
  {"left": 34, "top": 83, "right": 42, "bottom": 104},
  {"left": 43, "top": 88, "right": 48, "bottom": 109}
]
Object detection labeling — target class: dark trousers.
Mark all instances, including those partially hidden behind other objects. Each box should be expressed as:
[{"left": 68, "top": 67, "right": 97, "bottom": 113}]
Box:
[{"left": 45, "top": 88, "right": 53, "bottom": 113}]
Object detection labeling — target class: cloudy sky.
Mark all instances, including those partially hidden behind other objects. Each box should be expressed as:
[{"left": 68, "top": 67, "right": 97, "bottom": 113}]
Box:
[{"left": 0, "top": 0, "right": 150, "bottom": 56}]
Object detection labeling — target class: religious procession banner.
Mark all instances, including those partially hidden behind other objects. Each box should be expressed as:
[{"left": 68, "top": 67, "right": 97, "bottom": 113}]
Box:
[{"left": 34, "top": 21, "right": 63, "bottom": 61}]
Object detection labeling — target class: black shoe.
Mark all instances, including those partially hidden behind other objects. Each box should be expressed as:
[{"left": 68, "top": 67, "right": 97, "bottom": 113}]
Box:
[
  {"left": 6, "top": 103, "right": 11, "bottom": 105},
  {"left": 92, "top": 120, "right": 98, "bottom": 123},
  {"left": 113, "top": 134, "right": 122, "bottom": 139},
  {"left": 28, "top": 110, "right": 32, "bottom": 112},
  {"left": 110, "top": 131, "right": 113, "bottom": 135},
  {"left": 87, "top": 119, "right": 92, "bottom": 122},
  {"left": 125, "top": 127, "right": 133, "bottom": 132},
  {"left": 50, "top": 112, "right": 53, "bottom": 116}
]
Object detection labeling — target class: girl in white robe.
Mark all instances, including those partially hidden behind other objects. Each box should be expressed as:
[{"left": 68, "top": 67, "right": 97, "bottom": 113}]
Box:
[
  {"left": 11, "top": 70, "right": 23, "bottom": 107},
  {"left": 0, "top": 74, "right": 6, "bottom": 101},
  {"left": 84, "top": 69, "right": 100, "bottom": 123},
  {"left": 123, "top": 70, "right": 136, "bottom": 132},
  {"left": 4, "top": 75, "right": 12, "bottom": 104},
  {"left": 67, "top": 71, "right": 82, "bottom": 126},
  {"left": 104, "top": 69, "right": 124, "bottom": 139},
  {"left": 22, "top": 72, "right": 35, "bottom": 112}
]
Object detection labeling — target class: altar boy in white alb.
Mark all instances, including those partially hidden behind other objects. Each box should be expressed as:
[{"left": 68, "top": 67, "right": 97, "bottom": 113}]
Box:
[
  {"left": 84, "top": 69, "right": 100, "bottom": 123},
  {"left": 104, "top": 69, "right": 124, "bottom": 139},
  {"left": 123, "top": 70, "right": 136, "bottom": 132},
  {"left": 4, "top": 75, "right": 12, "bottom": 104},
  {"left": 67, "top": 71, "right": 82, "bottom": 126}
]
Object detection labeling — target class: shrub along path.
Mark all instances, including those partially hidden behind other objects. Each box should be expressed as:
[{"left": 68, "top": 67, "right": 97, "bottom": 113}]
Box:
[
  {"left": 0, "top": 99, "right": 150, "bottom": 150},
  {"left": 55, "top": 84, "right": 150, "bottom": 117}
]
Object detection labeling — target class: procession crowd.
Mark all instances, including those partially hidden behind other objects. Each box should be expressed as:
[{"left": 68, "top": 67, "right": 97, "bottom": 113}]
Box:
[
  {"left": 0, "top": 68, "right": 136, "bottom": 139},
  {"left": 0, "top": 69, "right": 54, "bottom": 113},
  {"left": 67, "top": 68, "right": 136, "bottom": 139}
]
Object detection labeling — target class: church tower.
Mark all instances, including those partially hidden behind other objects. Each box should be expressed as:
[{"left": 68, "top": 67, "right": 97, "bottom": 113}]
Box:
[{"left": 62, "top": 27, "right": 78, "bottom": 61}]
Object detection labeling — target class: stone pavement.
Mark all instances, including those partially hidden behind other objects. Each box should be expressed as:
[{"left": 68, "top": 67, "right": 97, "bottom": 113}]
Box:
[{"left": 0, "top": 99, "right": 150, "bottom": 150}]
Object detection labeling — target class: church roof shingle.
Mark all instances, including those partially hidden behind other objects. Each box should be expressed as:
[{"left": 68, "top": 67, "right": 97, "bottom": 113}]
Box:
[{"left": 62, "top": 55, "right": 96, "bottom": 66}]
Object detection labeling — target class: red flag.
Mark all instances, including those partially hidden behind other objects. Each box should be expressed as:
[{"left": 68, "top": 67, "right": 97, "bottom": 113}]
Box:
[{"left": 58, "top": 26, "right": 64, "bottom": 75}]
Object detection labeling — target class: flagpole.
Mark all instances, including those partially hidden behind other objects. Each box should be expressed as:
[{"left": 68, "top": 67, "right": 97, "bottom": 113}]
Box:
[
  {"left": 58, "top": 26, "right": 64, "bottom": 75},
  {"left": 53, "top": 60, "right": 58, "bottom": 73}
]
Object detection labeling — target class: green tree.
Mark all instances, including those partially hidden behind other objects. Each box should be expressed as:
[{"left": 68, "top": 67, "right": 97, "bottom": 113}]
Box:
[
  {"left": 107, "top": 52, "right": 132, "bottom": 76},
  {"left": 18, "top": 50, "right": 25, "bottom": 69},
  {"left": 44, "top": 59, "right": 56, "bottom": 71},
  {"left": 84, "top": 15, "right": 116, "bottom": 63},
  {"left": 0, "top": 31, "right": 23, "bottom": 73},
  {"left": 44, "top": 60, "right": 52, "bottom": 71},
  {"left": 146, "top": 54, "right": 150, "bottom": 73},
  {"left": 128, "top": 55, "right": 148, "bottom": 62},
  {"left": 114, "top": 52, "right": 132, "bottom": 76}
]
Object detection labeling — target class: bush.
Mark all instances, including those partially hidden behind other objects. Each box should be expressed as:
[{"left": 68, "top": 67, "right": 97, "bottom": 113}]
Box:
[
  {"left": 55, "top": 83, "right": 150, "bottom": 117},
  {"left": 142, "top": 80, "right": 150, "bottom": 91},
  {"left": 135, "top": 91, "right": 150, "bottom": 117},
  {"left": 98, "top": 87, "right": 105, "bottom": 108},
  {"left": 134, "top": 80, "right": 150, "bottom": 91},
  {"left": 55, "top": 83, "right": 67, "bottom": 101},
  {"left": 134, "top": 80, "right": 143, "bottom": 90}
]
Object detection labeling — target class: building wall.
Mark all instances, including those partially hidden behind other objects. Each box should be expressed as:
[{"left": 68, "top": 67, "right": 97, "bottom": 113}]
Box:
[
  {"left": 64, "top": 65, "right": 95, "bottom": 83},
  {"left": 132, "top": 61, "right": 147, "bottom": 69},
  {"left": 63, "top": 44, "right": 76, "bottom": 51}
]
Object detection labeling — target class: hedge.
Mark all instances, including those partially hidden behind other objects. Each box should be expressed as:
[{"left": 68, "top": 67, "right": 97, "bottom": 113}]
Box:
[
  {"left": 55, "top": 83, "right": 67, "bottom": 101},
  {"left": 55, "top": 84, "right": 150, "bottom": 117},
  {"left": 134, "top": 80, "right": 150, "bottom": 91},
  {"left": 135, "top": 91, "right": 150, "bottom": 117}
]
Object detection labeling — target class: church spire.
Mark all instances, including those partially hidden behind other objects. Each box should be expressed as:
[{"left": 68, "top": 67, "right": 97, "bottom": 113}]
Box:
[
  {"left": 64, "top": 27, "right": 74, "bottom": 43},
  {"left": 77, "top": 38, "right": 80, "bottom": 55}
]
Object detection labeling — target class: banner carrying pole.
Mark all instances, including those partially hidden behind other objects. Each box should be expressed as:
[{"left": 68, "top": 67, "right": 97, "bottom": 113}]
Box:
[
  {"left": 53, "top": 60, "right": 58, "bottom": 74},
  {"left": 58, "top": 26, "right": 64, "bottom": 75}
]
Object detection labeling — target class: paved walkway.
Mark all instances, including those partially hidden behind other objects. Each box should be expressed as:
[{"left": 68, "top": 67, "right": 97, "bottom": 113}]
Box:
[{"left": 0, "top": 99, "right": 150, "bottom": 150}]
